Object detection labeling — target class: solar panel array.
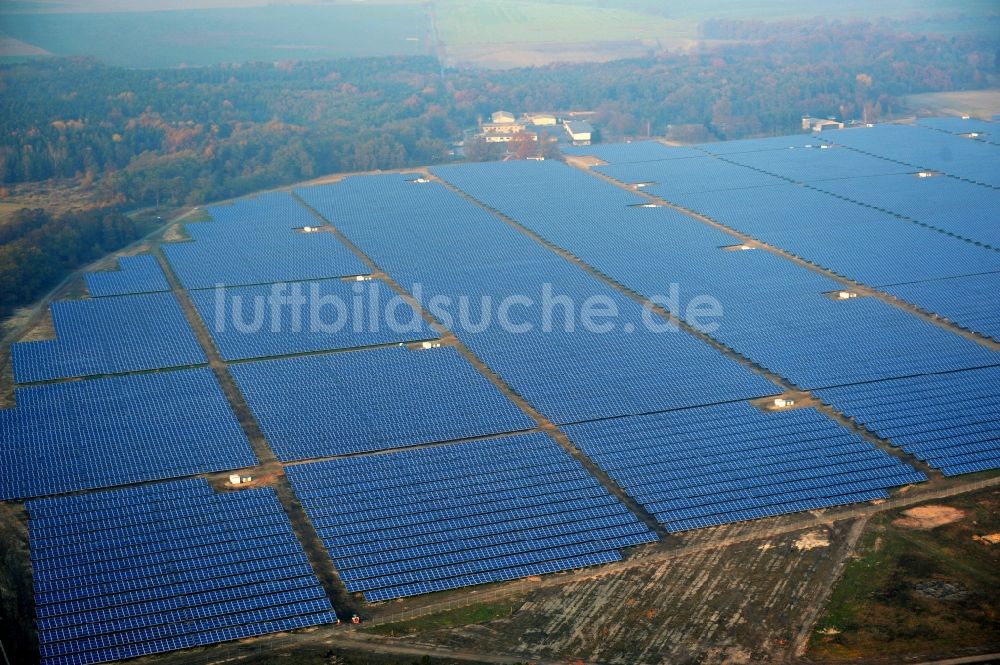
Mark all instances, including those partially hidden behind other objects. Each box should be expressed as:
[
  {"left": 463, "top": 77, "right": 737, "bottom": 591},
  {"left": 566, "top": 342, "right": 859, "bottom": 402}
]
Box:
[
  {"left": 432, "top": 160, "right": 998, "bottom": 389},
  {"left": 823, "top": 123, "right": 1000, "bottom": 187},
  {"left": 6, "top": 119, "right": 1000, "bottom": 659},
  {"left": 563, "top": 403, "right": 926, "bottom": 532},
  {"left": 719, "top": 144, "right": 911, "bottom": 182},
  {"left": 11, "top": 292, "right": 206, "bottom": 383},
  {"left": 695, "top": 133, "right": 828, "bottom": 155},
  {"left": 286, "top": 433, "right": 658, "bottom": 602},
  {"left": 811, "top": 173, "right": 1000, "bottom": 248},
  {"left": 85, "top": 256, "right": 170, "bottom": 297},
  {"left": 669, "top": 184, "right": 1000, "bottom": 287},
  {"left": 27, "top": 478, "right": 337, "bottom": 665},
  {"left": 0, "top": 369, "right": 256, "bottom": 500},
  {"left": 566, "top": 132, "right": 1000, "bottom": 357},
  {"left": 599, "top": 155, "right": 787, "bottom": 195},
  {"left": 297, "top": 174, "right": 780, "bottom": 424},
  {"left": 815, "top": 366, "right": 1000, "bottom": 476},
  {"left": 916, "top": 117, "right": 999, "bottom": 145},
  {"left": 562, "top": 140, "right": 702, "bottom": 163},
  {"left": 230, "top": 346, "right": 536, "bottom": 461},
  {"left": 162, "top": 192, "right": 368, "bottom": 289},
  {"left": 884, "top": 273, "right": 1000, "bottom": 342},
  {"left": 189, "top": 278, "right": 432, "bottom": 361}
]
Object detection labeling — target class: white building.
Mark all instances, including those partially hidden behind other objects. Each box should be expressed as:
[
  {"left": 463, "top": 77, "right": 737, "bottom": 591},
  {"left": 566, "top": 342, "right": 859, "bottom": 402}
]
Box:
[
  {"left": 564, "top": 120, "right": 593, "bottom": 146},
  {"left": 491, "top": 110, "right": 516, "bottom": 124}
]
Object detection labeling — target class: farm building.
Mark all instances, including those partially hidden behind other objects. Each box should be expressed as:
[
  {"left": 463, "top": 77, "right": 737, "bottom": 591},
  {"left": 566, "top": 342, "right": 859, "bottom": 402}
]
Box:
[{"left": 564, "top": 120, "right": 594, "bottom": 145}]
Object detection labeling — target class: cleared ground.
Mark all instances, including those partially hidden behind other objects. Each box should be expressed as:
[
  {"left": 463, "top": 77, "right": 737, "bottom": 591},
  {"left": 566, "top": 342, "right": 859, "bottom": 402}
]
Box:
[
  {"left": 361, "top": 521, "right": 865, "bottom": 664},
  {"left": 903, "top": 90, "right": 1000, "bottom": 119}
]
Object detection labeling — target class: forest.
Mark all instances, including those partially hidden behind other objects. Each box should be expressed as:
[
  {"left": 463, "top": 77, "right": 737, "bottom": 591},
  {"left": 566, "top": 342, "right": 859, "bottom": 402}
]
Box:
[
  {"left": 0, "top": 208, "right": 145, "bottom": 319},
  {"left": 0, "top": 18, "right": 996, "bottom": 317},
  {"left": 0, "top": 20, "right": 995, "bottom": 209}
]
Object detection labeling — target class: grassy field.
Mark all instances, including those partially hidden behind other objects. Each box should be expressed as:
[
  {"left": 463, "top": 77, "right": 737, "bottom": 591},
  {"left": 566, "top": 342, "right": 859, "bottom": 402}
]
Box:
[
  {"left": 436, "top": 0, "right": 999, "bottom": 46},
  {"left": 0, "top": 4, "right": 431, "bottom": 68},
  {"left": 810, "top": 488, "right": 1000, "bottom": 661},
  {"left": 3, "top": 0, "right": 995, "bottom": 68},
  {"left": 435, "top": 1, "right": 694, "bottom": 47},
  {"left": 903, "top": 89, "right": 1000, "bottom": 119}
]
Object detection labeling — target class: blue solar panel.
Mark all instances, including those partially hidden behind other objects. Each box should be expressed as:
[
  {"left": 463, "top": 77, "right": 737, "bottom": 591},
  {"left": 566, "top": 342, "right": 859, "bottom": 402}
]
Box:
[
  {"left": 11, "top": 292, "right": 206, "bottom": 383},
  {"left": 916, "top": 117, "right": 999, "bottom": 145},
  {"left": 431, "top": 160, "right": 998, "bottom": 389},
  {"left": 824, "top": 123, "right": 1000, "bottom": 187},
  {"left": 286, "top": 433, "right": 657, "bottom": 601},
  {"left": 696, "top": 134, "right": 828, "bottom": 155},
  {"left": 812, "top": 173, "right": 1000, "bottom": 248},
  {"left": 563, "top": 402, "right": 926, "bottom": 532},
  {"left": 0, "top": 369, "right": 256, "bottom": 500},
  {"left": 720, "top": 144, "right": 911, "bottom": 182},
  {"left": 296, "top": 174, "right": 780, "bottom": 423},
  {"left": 230, "top": 345, "right": 536, "bottom": 461},
  {"left": 668, "top": 184, "right": 1000, "bottom": 287},
  {"left": 189, "top": 278, "right": 433, "bottom": 360},
  {"left": 162, "top": 191, "right": 369, "bottom": 289},
  {"left": 598, "top": 155, "right": 787, "bottom": 195},
  {"left": 815, "top": 366, "right": 1000, "bottom": 476},
  {"left": 562, "top": 140, "right": 702, "bottom": 162},
  {"left": 882, "top": 273, "right": 1000, "bottom": 342},
  {"left": 26, "top": 479, "right": 337, "bottom": 665},
  {"left": 85, "top": 255, "right": 171, "bottom": 297}
]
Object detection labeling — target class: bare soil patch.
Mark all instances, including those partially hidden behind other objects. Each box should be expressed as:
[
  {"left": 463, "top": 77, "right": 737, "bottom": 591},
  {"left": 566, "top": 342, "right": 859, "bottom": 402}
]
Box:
[
  {"left": 794, "top": 530, "right": 831, "bottom": 551},
  {"left": 893, "top": 505, "right": 966, "bottom": 530}
]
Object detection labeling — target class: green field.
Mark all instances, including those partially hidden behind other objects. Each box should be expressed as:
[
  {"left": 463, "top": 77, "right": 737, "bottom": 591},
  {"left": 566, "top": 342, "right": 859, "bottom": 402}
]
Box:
[{"left": 0, "top": 4, "right": 430, "bottom": 68}]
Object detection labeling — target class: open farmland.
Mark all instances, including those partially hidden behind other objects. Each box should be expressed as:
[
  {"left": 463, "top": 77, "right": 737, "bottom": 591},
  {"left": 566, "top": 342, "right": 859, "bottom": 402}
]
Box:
[
  {"left": 0, "top": 3, "right": 431, "bottom": 68},
  {"left": 1, "top": 120, "right": 1000, "bottom": 664},
  {"left": 434, "top": 0, "right": 998, "bottom": 67},
  {"left": 2, "top": 0, "right": 997, "bottom": 68},
  {"left": 903, "top": 89, "right": 1000, "bottom": 119}
]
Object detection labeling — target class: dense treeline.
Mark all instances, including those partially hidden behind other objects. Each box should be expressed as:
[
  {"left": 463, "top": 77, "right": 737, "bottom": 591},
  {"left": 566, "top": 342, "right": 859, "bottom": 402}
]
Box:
[
  {"left": 0, "top": 19, "right": 995, "bottom": 210},
  {"left": 0, "top": 208, "right": 144, "bottom": 318}
]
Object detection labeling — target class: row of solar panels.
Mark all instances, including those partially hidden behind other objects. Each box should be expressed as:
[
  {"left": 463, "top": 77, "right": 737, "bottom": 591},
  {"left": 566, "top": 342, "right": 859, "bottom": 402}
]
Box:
[
  {"left": 25, "top": 442, "right": 655, "bottom": 663},
  {"left": 11, "top": 195, "right": 440, "bottom": 383},
  {"left": 162, "top": 192, "right": 368, "bottom": 290},
  {"left": 85, "top": 255, "right": 170, "bottom": 297},
  {"left": 286, "top": 433, "right": 658, "bottom": 602},
  {"left": 0, "top": 369, "right": 255, "bottom": 500},
  {"left": 430, "top": 160, "right": 999, "bottom": 389},
  {"left": 431, "top": 155, "right": 1000, "bottom": 476},
  {"left": 561, "top": 402, "right": 926, "bottom": 532},
  {"left": 0, "top": 343, "right": 541, "bottom": 499},
  {"left": 567, "top": 121, "right": 1000, "bottom": 187},
  {"left": 575, "top": 124, "right": 1000, "bottom": 343},
  {"left": 10, "top": 292, "right": 205, "bottom": 384},
  {"left": 296, "top": 174, "right": 783, "bottom": 425},
  {"left": 26, "top": 478, "right": 338, "bottom": 665},
  {"left": 816, "top": 366, "right": 1000, "bottom": 476}
]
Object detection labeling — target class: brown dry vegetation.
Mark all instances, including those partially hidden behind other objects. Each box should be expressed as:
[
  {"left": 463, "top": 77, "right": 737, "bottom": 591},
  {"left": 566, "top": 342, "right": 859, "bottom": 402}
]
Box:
[
  {"left": 810, "top": 488, "right": 1000, "bottom": 662},
  {"left": 367, "top": 521, "right": 865, "bottom": 664}
]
